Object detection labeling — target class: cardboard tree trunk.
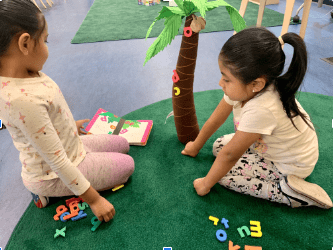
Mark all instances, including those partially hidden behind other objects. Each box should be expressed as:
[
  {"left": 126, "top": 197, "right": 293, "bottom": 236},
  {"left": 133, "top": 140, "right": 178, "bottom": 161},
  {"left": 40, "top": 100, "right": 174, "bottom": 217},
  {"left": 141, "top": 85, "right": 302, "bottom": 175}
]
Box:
[{"left": 172, "top": 14, "right": 200, "bottom": 145}]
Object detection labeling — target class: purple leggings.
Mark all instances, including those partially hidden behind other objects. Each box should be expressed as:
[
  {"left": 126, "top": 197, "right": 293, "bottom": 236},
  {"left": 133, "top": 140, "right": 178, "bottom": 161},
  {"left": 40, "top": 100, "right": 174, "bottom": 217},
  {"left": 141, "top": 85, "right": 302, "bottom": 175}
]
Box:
[{"left": 22, "top": 134, "right": 135, "bottom": 197}]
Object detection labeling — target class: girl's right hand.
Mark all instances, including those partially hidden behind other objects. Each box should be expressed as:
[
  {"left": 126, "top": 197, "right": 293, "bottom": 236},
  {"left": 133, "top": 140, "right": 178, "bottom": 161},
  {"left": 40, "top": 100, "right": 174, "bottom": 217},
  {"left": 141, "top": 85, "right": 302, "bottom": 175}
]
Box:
[
  {"left": 181, "top": 141, "right": 200, "bottom": 157},
  {"left": 89, "top": 196, "right": 116, "bottom": 222}
]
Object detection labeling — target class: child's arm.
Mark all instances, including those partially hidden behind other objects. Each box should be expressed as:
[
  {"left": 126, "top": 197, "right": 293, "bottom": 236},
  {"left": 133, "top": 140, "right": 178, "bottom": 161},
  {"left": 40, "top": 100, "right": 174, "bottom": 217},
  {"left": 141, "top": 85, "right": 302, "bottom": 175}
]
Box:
[
  {"left": 194, "top": 98, "right": 233, "bottom": 151},
  {"left": 194, "top": 130, "right": 261, "bottom": 196}
]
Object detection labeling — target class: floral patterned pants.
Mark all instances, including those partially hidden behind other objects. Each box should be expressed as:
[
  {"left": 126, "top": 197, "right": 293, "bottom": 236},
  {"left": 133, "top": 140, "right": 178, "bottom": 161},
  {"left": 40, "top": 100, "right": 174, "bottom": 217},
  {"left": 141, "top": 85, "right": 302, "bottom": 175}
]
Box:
[
  {"left": 23, "top": 135, "right": 135, "bottom": 197},
  {"left": 213, "top": 133, "right": 288, "bottom": 204}
]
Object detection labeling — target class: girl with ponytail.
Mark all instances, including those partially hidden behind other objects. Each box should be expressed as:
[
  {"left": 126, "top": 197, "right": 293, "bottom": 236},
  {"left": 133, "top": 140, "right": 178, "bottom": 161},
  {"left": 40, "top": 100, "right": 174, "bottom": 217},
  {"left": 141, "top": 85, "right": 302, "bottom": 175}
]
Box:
[{"left": 182, "top": 27, "right": 332, "bottom": 209}]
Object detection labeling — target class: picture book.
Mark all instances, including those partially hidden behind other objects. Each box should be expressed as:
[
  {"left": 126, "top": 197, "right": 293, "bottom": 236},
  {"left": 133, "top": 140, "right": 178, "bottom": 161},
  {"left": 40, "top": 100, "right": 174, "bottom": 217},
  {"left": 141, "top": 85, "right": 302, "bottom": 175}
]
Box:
[{"left": 85, "top": 108, "right": 153, "bottom": 146}]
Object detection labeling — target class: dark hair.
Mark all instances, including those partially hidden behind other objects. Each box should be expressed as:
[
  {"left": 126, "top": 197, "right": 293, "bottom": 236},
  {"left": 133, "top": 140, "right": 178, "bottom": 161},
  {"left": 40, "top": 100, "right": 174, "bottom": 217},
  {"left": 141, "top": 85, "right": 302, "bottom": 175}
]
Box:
[
  {"left": 219, "top": 27, "right": 316, "bottom": 133},
  {"left": 0, "top": 0, "right": 45, "bottom": 131},
  {"left": 0, "top": 0, "right": 45, "bottom": 65}
]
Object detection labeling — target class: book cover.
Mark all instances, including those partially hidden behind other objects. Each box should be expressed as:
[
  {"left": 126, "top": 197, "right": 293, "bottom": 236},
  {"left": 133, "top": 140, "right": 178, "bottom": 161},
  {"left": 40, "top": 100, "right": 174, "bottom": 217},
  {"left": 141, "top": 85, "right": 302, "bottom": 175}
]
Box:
[{"left": 85, "top": 108, "right": 153, "bottom": 146}]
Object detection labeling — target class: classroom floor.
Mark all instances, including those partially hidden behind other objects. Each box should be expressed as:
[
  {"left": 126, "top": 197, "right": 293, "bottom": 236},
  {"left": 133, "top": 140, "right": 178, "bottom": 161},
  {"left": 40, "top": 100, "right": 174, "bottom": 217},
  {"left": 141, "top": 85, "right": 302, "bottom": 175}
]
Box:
[{"left": 0, "top": 0, "right": 332, "bottom": 248}]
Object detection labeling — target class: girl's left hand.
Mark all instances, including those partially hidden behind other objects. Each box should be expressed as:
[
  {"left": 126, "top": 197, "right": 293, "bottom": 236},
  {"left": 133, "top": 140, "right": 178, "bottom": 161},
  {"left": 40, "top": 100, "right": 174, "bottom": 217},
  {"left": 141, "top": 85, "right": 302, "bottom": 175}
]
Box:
[
  {"left": 193, "top": 177, "right": 211, "bottom": 196},
  {"left": 76, "top": 119, "right": 90, "bottom": 135}
]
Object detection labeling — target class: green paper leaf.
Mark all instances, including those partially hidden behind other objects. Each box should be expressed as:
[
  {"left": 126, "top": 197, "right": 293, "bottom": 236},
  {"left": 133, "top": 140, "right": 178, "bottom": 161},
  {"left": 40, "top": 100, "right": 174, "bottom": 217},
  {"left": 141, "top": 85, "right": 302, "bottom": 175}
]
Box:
[
  {"left": 144, "top": 14, "right": 183, "bottom": 66},
  {"left": 173, "top": 0, "right": 184, "bottom": 10},
  {"left": 193, "top": 0, "right": 246, "bottom": 32},
  {"left": 189, "top": 0, "right": 208, "bottom": 18},
  {"left": 145, "top": 6, "right": 186, "bottom": 40}
]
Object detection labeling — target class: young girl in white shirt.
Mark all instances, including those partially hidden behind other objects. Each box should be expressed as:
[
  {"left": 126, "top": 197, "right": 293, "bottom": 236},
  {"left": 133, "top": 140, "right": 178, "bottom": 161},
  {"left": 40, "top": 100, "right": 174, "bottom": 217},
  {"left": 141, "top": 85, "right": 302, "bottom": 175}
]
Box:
[
  {"left": 182, "top": 27, "right": 332, "bottom": 209},
  {"left": 0, "top": 0, "right": 135, "bottom": 222}
]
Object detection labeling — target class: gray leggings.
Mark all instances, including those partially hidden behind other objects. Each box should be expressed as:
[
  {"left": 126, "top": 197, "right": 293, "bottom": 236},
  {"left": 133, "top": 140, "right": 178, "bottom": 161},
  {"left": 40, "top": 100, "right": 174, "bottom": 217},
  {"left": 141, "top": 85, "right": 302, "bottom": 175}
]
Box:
[{"left": 213, "top": 133, "right": 288, "bottom": 204}]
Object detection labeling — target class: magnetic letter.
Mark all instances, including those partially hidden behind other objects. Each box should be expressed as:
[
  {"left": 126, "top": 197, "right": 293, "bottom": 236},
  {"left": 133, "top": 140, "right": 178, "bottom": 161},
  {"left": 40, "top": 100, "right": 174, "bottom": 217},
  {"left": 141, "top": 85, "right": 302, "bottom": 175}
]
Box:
[
  {"left": 228, "top": 241, "right": 241, "bottom": 250},
  {"left": 172, "top": 70, "right": 180, "bottom": 83},
  {"left": 209, "top": 216, "right": 219, "bottom": 226},
  {"left": 250, "top": 221, "right": 262, "bottom": 237},
  {"left": 237, "top": 226, "right": 251, "bottom": 238},
  {"left": 78, "top": 202, "right": 89, "bottom": 210},
  {"left": 216, "top": 229, "right": 227, "bottom": 242},
  {"left": 221, "top": 218, "right": 229, "bottom": 229},
  {"left": 91, "top": 216, "right": 102, "bottom": 232},
  {"left": 184, "top": 27, "right": 192, "bottom": 37},
  {"left": 71, "top": 210, "right": 87, "bottom": 221},
  {"left": 54, "top": 205, "right": 68, "bottom": 221},
  {"left": 245, "top": 246, "right": 262, "bottom": 250}
]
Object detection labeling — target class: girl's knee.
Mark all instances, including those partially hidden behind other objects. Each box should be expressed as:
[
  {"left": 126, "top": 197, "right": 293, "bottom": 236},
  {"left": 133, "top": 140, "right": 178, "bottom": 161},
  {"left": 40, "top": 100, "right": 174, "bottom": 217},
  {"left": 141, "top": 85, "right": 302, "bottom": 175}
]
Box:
[
  {"left": 111, "top": 135, "right": 130, "bottom": 154},
  {"left": 123, "top": 154, "right": 135, "bottom": 176}
]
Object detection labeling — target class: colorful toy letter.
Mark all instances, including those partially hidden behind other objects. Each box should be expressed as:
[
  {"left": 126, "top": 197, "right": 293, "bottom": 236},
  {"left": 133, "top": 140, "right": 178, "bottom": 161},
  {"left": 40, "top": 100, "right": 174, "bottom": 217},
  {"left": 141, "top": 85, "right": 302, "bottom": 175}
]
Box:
[
  {"left": 228, "top": 241, "right": 241, "bottom": 250},
  {"left": 63, "top": 202, "right": 79, "bottom": 220},
  {"left": 221, "top": 218, "right": 229, "bottom": 229},
  {"left": 78, "top": 202, "right": 89, "bottom": 210},
  {"left": 184, "top": 27, "right": 192, "bottom": 37},
  {"left": 54, "top": 226, "right": 66, "bottom": 238},
  {"left": 244, "top": 246, "right": 262, "bottom": 250},
  {"left": 60, "top": 212, "right": 70, "bottom": 222},
  {"left": 65, "top": 197, "right": 84, "bottom": 207},
  {"left": 91, "top": 216, "right": 102, "bottom": 232},
  {"left": 112, "top": 184, "right": 124, "bottom": 192},
  {"left": 209, "top": 216, "right": 219, "bottom": 226},
  {"left": 250, "top": 221, "right": 262, "bottom": 237},
  {"left": 54, "top": 205, "right": 68, "bottom": 221},
  {"left": 174, "top": 87, "right": 180, "bottom": 96},
  {"left": 71, "top": 210, "right": 87, "bottom": 221},
  {"left": 237, "top": 225, "right": 251, "bottom": 238},
  {"left": 172, "top": 70, "right": 180, "bottom": 83},
  {"left": 216, "top": 229, "right": 227, "bottom": 242}
]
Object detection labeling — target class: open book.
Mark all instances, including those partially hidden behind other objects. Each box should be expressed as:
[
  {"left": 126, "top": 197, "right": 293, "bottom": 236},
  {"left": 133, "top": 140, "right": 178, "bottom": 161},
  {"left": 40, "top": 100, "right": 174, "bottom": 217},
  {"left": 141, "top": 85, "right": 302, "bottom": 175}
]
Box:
[{"left": 85, "top": 108, "right": 153, "bottom": 146}]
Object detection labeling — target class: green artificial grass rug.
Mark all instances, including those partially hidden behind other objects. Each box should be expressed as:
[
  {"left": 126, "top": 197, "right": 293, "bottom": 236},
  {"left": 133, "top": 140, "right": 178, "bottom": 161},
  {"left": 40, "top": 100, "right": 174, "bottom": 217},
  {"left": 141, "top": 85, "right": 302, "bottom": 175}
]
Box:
[
  {"left": 71, "top": 0, "right": 299, "bottom": 44},
  {"left": 6, "top": 89, "right": 333, "bottom": 250}
]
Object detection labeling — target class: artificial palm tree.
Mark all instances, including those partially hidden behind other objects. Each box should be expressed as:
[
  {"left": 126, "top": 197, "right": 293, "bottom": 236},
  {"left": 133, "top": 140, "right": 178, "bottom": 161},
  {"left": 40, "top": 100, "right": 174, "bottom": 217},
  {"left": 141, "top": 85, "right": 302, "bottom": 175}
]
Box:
[{"left": 144, "top": 0, "right": 246, "bottom": 144}]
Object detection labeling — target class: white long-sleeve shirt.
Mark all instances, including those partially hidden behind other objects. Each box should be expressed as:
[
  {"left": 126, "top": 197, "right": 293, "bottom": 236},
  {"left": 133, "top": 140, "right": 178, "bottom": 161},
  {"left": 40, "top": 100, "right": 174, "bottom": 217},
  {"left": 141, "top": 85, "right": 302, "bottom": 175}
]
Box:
[
  {"left": 223, "top": 84, "right": 319, "bottom": 178},
  {"left": 0, "top": 71, "right": 90, "bottom": 195}
]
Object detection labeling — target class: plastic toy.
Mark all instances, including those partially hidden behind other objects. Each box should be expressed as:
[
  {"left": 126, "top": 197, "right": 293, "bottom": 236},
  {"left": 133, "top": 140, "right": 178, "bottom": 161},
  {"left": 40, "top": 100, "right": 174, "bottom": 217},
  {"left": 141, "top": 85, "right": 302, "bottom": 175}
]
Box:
[
  {"left": 250, "top": 221, "right": 262, "bottom": 237},
  {"left": 71, "top": 210, "right": 87, "bottom": 221},
  {"left": 63, "top": 210, "right": 79, "bottom": 220},
  {"left": 244, "top": 246, "right": 262, "bottom": 250},
  {"left": 78, "top": 202, "right": 89, "bottom": 210},
  {"left": 228, "top": 241, "right": 241, "bottom": 250},
  {"left": 174, "top": 87, "right": 180, "bottom": 96},
  {"left": 65, "top": 197, "right": 84, "bottom": 207},
  {"left": 60, "top": 212, "right": 71, "bottom": 222},
  {"left": 216, "top": 229, "right": 227, "bottom": 242},
  {"left": 54, "top": 226, "right": 66, "bottom": 238},
  {"left": 237, "top": 225, "right": 251, "bottom": 238},
  {"left": 91, "top": 216, "right": 102, "bottom": 232},
  {"left": 172, "top": 70, "right": 180, "bottom": 83},
  {"left": 221, "top": 218, "right": 229, "bottom": 229},
  {"left": 54, "top": 205, "right": 68, "bottom": 221},
  {"left": 112, "top": 184, "right": 124, "bottom": 192},
  {"left": 184, "top": 27, "right": 193, "bottom": 37},
  {"left": 209, "top": 216, "right": 219, "bottom": 226}
]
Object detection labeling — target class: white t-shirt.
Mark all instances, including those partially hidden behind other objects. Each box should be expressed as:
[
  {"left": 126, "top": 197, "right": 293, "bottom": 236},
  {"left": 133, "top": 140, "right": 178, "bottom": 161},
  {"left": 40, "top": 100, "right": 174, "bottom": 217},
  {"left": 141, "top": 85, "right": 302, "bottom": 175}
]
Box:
[
  {"left": 223, "top": 84, "right": 319, "bottom": 178},
  {"left": 0, "top": 71, "right": 90, "bottom": 195}
]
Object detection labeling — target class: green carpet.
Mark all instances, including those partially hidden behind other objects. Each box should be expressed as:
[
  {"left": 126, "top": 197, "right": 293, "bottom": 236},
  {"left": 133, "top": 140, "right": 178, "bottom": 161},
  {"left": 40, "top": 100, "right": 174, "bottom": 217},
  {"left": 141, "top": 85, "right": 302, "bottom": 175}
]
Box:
[
  {"left": 5, "top": 89, "right": 333, "bottom": 249},
  {"left": 71, "top": 0, "right": 298, "bottom": 44}
]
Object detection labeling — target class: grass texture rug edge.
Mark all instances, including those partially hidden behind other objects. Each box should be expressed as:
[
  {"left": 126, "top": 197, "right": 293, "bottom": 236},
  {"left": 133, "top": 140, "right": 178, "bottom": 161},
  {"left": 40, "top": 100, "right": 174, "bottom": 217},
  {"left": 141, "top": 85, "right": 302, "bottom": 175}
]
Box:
[{"left": 70, "top": 0, "right": 299, "bottom": 44}]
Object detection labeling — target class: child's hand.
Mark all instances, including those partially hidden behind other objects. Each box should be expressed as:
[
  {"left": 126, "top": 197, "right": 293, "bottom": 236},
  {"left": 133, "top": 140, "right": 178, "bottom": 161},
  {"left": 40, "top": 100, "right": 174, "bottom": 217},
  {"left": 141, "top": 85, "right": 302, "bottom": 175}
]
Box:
[
  {"left": 181, "top": 141, "right": 200, "bottom": 157},
  {"left": 193, "top": 177, "right": 211, "bottom": 196},
  {"left": 76, "top": 119, "right": 90, "bottom": 135},
  {"left": 89, "top": 196, "right": 116, "bottom": 222}
]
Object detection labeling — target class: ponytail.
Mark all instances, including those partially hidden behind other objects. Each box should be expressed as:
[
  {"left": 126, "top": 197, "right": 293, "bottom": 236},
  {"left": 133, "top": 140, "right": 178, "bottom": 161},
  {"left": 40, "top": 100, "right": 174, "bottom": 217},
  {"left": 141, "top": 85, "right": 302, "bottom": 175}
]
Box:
[
  {"left": 275, "top": 33, "right": 315, "bottom": 132},
  {"left": 219, "top": 27, "right": 316, "bottom": 133}
]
